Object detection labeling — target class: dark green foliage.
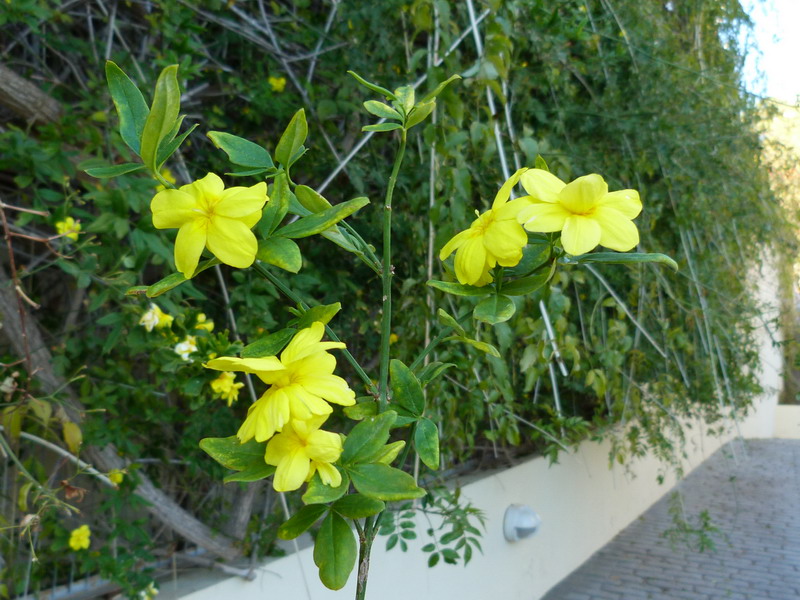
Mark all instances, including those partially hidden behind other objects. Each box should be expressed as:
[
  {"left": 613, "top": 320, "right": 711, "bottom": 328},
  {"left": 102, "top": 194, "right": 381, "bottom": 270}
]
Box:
[{"left": 0, "top": 0, "right": 791, "bottom": 595}]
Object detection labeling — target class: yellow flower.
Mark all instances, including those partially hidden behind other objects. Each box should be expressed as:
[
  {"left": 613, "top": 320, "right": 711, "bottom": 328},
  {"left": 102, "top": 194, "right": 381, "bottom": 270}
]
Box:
[
  {"left": 205, "top": 322, "right": 356, "bottom": 442},
  {"left": 68, "top": 525, "right": 91, "bottom": 551},
  {"left": 268, "top": 76, "right": 287, "bottom": 93},
  {"left": 174, "top": 335, "right": 198, "bottom": 361},
  {"left": 517, "top": 170, "right": 641, "bottom": 256},
  {"left": 210, "top": 371, "right": 243, "bottom": 406},
  {"left": 151, "top": 173, "right": 268, "bottom": 277},
  {"left": 139, "top": 303, "right": 174, "bottom": 332},
  {"left": 265, "top": 415, "right": 343, "bottom": 491},
  {"left": 389, "top": 333, "right": 399, "bottom": 345},
  {"left": 439, "top": 169, "right": 531, "bottom": 286},
  {"left": 56, "top": 217, "right": 81, "bottom": 241},
  {"left": 108, "top": 469, "right": 124, "bottom": 485},
  {"left": 155, "top": 167, "right": 177, "bottom": 192},
  {"left": 195, "top": 313, "right": 214, "bottom": 332}
]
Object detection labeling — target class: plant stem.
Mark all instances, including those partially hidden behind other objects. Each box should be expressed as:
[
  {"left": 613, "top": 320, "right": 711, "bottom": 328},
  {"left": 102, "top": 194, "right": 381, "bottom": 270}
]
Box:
[
  {"left": 252, "top": 263, "right": 375, "bottom": 393},
  {"left": 355, "top": 524, "right": 375, "bottom": 600},
  {"left": 378, "top": 129, "right": 407, "bottom": 411}
]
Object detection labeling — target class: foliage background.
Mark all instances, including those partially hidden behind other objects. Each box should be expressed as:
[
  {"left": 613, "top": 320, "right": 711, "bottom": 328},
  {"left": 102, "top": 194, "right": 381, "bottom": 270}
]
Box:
[{"left": 0, "top": 0, "right": 795, "bottom": 596}]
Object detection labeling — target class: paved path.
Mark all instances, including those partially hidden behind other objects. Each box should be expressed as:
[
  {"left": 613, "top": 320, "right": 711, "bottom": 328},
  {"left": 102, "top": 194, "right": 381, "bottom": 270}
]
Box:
[{"left": 541, "top": 439, "right": 800, "bottom": 600}]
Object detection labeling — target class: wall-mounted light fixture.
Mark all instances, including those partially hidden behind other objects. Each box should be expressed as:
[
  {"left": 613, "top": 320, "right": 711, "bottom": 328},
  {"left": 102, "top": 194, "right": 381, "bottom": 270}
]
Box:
[{"left": 503, "top": 504, "right": 541, "bottom": 542}]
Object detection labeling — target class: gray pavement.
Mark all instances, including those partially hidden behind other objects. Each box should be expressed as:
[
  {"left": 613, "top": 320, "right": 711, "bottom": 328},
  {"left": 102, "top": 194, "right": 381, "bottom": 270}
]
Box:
[{"left": 541, "top": 439, "right": 800, "bottom": 600}]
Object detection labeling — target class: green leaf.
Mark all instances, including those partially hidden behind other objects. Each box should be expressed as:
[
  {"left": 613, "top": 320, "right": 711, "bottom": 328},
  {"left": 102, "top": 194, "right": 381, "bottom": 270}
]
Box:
[
  {"left": 417, "top": 361, "right": 456, "bottom": 386},
  {"left": 295, "top": 185, "right": 332, "bottom": 213},
  {"left": 436, "top": 308, "right": 465, "bottom": 336},
  {"left": 275, "top": 197, "right": 369, "bottom": 239},
  {"left": 343, "top": 399, "right": 378, "bottom": 420},
  {"left": 199, "top": 436, "right": 268, "bottom": 472},
  {"left": 303, "top": 472, "right": 350, "bottom": 504},
  {"left": 157, "top": 121, "right": 198, "bottom": 168},
  {"left": 427, "top": 280, "right": 489, "bottom": 297},
  {"left": 332, "top": 494, "right": 385, "bottom": 519},
  {"left": 223, "top": 463, "right": 275, "bottom": 483},
  {"left": 140, "top": 64, "right": 180, "bottom": 173},
  {"left": 473, "top": 294, "right": 516, "bottom": 325},
  {"left": 420, "top": 74, "right": 461, "bottom": 103},
  {"left": 83, "top": 162, "right": 145, "bottom": 178},
  {"left": 226, "top": 167, "right": 270, "bottom": 177},
  {"left": 257, "top": 237, "right": 302, "bottom": 273},
  {"left": 393, "top": 85, "right": 415, "bottom": 114},
  {"left": 105, "top": 61, "right": 149, "bottom": 154},
  {"left": 275, "top": 109, "right": 308, "bottom": 167},
  {"left": 241, "top": 328, "right": 296, "bottom": 358},
  {"left": 501, "top": 270, "right": 550, "bottom": 296},
  {"left": 144, "top": 258, "right": 220, "bottom": 297},
  {"left": 262, "top": 172, "right": 291, "bottom": 235},
  {"left": 447, "top": 336, "right": 501, "bottom": 358},
  {"left": 390, "top": 360, "right": 425, "bottom": 417},
  {"left": 207, "top": 131, "right": 274, "bottom": 169},
  {"left": 314, "top": 512, "right": 357, "bottom": 590},
  {"left": 363, "top": 100, "right": 402, "bottom": 120},
  {"left": 341, "top": 411, "right": 396, "bottom": 465},
  {"left": 278, "top": 504, "right": 328, "bottom": 540},
  {"left": 415, "top": 418, "right": 440, "bottom": 470},
  {"left": 405, "top": 101, "right": 435, "bottom": 129},
  {"left": 347, "top": 70, "right": 396, "bottom": 100},
  {"left": 348, "top": 464, "right": 425, "bottom": 501},
  {"left": 373, "top": 440, "right": 405, "bottom": 465},
  {"left": 566, "top": 252, "right": 679, "bottom": 272},
  {"left": 506, "top": 240, "right": 550, "bottom": 276},
  {"left": 534, "top": 154, "right": 550, "bottom": 172},
  {"left": 362, "top": 122, "right": 403, "bottom": 133},
  {"left": 295, "top": 302, "right": 341, "bottom": 329}
]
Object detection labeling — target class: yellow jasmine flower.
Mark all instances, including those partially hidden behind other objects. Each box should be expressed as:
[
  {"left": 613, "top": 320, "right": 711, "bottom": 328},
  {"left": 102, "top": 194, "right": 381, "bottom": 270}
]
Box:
[
  {"left": 517, "top": 170, "right": 641, "bottom": 256},
  {"left": 210, "top": 371, "right": 243, "bottom": 406},
  {"left": 68, "top": 525, "right": 91, "bottom": 551},
  {"left": 139, "top": 303, "right": 174, "bottom": 332},
  {"left": 108, "top": 469, "right": 124, "bottom": 485},
  {"left": 151, "top": 173, "right": 268, "bottom": 277},
  {"left": 155, "top": 167, "right": 177, "bottom": 192},
  {"left": 205, "top": 322, "right": 356, "bottom": 442},
  {"left": 265, "top": 415, "right": 343, "bottom": 491},
  {"left": 389, "top": 333, "right": 399, "bottom": 345},
  {"left": 174, "top": 335, "right": 198, "bottom": 361},
  {"left": 268, "top": 76, "right": 287, "bottom": 93},
  {"left": 195, "top": 313, "right": 214, "bottom": 332},
  {"left": 56, "top": 217, "right": 81, "bottom": 241},
  {"left": 439, "top": 169, "right": 531, "bottom": 286}
]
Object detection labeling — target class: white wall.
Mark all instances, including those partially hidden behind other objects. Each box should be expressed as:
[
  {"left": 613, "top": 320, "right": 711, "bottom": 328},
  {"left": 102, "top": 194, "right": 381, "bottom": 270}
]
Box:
[{"left": 163, "top": 259, "right": 785, "bottom": 600}]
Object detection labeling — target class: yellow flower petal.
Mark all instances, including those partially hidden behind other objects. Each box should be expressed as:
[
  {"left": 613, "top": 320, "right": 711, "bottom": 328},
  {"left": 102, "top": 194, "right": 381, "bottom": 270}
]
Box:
[
  {"left": 558, "top": 174, "right": 608, "bottom": 214},
  {"left": 305, "top": 429, "right": 343, "bottom": 463},
  {"left": 483, "top": 220, "right": 527, "bottom": 265},
  {"left": 205, "top": 356, "right": 284, "bottom": 375},
  {"left": 439, "top": 228, "right": 474, "bottom": 261},
  {"left": 206, "top": 217, "right": 258, "bottom": 268},
  {"left": 272, "top": 447, "right": 310, "bottom": 492},
  {"left": 454, "top": 236, "right": 488, "bottom": 286},
  {"left": 519, "top": 202, "right": 571, "bottom": 232},
  {"left": 265, "top": 428, "right": 302, "bottom": 465},
  {"left": 151, "top": 190, "right": 198, "bottom": 229},
  {"left": 491, "top": 167, "right": 528, "bottom": 209},
  {"left": 287, "top": 384, "right": 333, "bottom": 420},
  {"left": 560, "top": 215, "right": 602, "bottom": 255},
  {"left": 216, "top": 182, "right": 268, "bottom": 218},
  {"left": 183, "top": 172, "right": 225, "bottom": 202},
  {"left": 593, "top": 206, "right": 640, "bottom": 251},
  {"left": 174, "top": 220, "right": 207, "bottom": 277},
  {"left": 519, "top": 169, "right": 566, "bottom": 203},
  {"left": 314, "top": 461, "right": 342, "bottom": 487},
  {"left": 598, "top": 189, "right": 642, "bottom": 219},
  {"left": 297, "top": 373, "right": 356, "bottom": 406}
]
